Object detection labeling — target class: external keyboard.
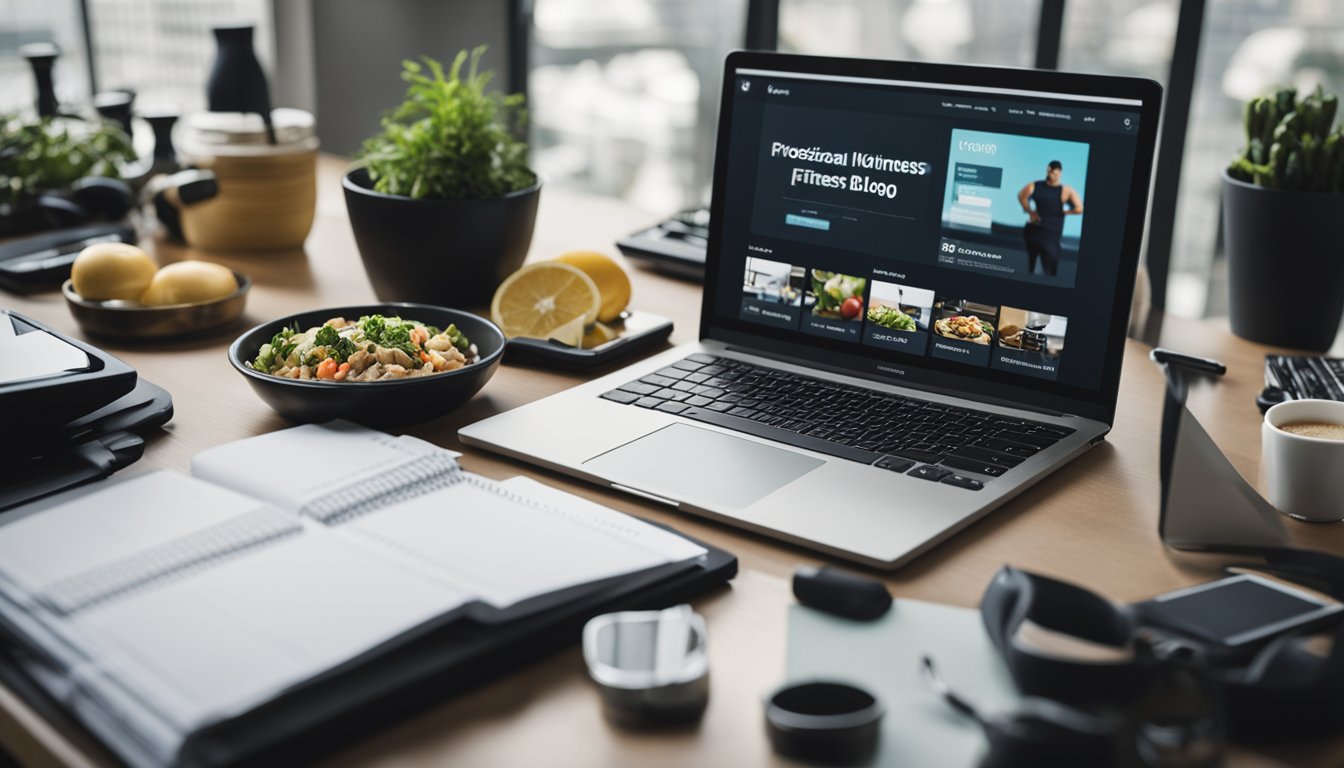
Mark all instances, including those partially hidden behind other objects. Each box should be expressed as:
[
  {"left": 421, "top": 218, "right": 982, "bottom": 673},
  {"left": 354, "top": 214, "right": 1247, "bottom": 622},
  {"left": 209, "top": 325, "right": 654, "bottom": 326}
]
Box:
[{"left": 601, "top": 354, "right": 1076, "bottom": 492}]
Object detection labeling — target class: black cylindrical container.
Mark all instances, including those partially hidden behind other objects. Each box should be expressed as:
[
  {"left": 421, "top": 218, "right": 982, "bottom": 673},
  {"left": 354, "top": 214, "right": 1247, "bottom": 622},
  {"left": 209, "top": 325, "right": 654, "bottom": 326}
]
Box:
[
  {"left": 343, "top": 168, "right": 541, "bottom": 310},
  {"left": 1224, "top": 172, "right": 1344, "bottom": 351}
]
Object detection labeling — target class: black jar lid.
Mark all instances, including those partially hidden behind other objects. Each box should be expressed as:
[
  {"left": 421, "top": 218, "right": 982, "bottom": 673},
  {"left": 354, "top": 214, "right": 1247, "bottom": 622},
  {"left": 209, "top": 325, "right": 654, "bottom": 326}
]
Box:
[{"left": 765, "top": 679, "right": 883, "bottom": 765}]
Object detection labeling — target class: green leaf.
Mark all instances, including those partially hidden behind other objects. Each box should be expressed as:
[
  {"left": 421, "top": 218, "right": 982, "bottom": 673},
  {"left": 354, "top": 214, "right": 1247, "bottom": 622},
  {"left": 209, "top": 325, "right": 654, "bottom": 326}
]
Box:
[
  {"left": 0, "top": 115, "right": 135, "bottom": 213},
  {"left": 355, "top": 47, "right": 534, "bottom": 200}
]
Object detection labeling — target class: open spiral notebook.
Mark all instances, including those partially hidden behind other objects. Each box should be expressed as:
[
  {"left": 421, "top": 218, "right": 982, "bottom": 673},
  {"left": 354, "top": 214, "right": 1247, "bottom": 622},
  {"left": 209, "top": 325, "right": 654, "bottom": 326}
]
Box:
[{"left": 0, "top": 422, "right": 709, "bottom": 767}]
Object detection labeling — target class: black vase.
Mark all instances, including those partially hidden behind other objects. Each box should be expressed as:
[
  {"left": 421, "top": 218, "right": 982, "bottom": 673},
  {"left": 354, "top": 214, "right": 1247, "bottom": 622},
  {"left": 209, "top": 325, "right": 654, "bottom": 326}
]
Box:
[
  {"left": 206, "top": 24, "right": 275, "bottom": 143},
  {"left": 1223, "top": 172, "right": 1344, "bottom": 351},
  {"left": 343, "top": 169, "right": 541, "bottom": 309},
  {"left": 19, "top": 42, "right": 60, "bottom": 118}
]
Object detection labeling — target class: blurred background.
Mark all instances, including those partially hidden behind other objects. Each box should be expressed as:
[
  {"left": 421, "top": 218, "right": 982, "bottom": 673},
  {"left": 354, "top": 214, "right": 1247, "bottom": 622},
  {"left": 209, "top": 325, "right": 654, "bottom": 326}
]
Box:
[{"left": 3, "top": 0, "right": 1342, "bottom": 320}]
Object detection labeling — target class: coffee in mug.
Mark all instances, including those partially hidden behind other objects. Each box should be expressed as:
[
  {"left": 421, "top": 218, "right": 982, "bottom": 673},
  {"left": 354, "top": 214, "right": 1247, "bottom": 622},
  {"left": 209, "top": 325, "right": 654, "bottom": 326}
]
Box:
[
  {"left": 1262, "top": 399, "right": 1344, "bottom": 521},
  {"left": 1278, "top": 421, "right": 1344, "bottom": 440}
]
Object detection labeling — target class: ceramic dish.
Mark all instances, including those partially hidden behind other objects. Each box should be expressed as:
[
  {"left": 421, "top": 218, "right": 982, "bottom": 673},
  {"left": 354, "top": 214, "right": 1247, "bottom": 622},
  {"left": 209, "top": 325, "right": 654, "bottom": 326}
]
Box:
[
  {"left": 62, "top": 271, "right": 251, "bottom": 339},
  {"left": 228, "top": 303, "right": 505, "bottom": 425}
]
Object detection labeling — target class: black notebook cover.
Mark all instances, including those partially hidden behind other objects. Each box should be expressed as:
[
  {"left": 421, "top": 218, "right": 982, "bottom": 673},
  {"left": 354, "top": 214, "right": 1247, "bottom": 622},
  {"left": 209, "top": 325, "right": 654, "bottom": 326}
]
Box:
[{"left": 0, "top": 524, "right": 736, "bottom": 767}]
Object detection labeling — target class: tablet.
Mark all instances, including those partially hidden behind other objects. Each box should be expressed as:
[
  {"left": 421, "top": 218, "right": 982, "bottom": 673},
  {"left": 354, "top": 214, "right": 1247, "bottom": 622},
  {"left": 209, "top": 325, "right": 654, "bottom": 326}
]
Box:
[{"left": 1141, "top": 574, "right": 1343, "bottom": 649}]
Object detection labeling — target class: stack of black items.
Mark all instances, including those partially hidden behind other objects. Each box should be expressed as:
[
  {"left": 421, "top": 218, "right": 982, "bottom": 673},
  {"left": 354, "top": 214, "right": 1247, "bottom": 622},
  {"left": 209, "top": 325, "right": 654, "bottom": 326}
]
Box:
[{"left": 0, "top": 311, "right": 171, "bottom": 511}]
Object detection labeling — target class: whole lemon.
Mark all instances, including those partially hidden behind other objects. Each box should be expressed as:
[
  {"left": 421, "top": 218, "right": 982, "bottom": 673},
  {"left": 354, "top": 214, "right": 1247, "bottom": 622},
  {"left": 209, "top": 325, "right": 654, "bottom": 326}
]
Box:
[
  {"left": 71, "top": 243, "right": 157, "bottom": 301},
  {"left": 140, "top": 261, "right": 239, "bottom": 306},
  {"left": 552, "top": 251, "right": 632, "bottom": 323}
]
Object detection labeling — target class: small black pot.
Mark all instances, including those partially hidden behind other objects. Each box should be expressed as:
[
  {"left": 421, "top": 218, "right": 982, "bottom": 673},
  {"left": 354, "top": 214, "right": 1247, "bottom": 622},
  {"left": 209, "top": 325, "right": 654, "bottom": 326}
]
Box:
[
  {"left": 343, "top": 168, "right": 541, "bottom": 309},
  {"left": 1224, "top": 172, "right": 1344, "bottom": 351}
]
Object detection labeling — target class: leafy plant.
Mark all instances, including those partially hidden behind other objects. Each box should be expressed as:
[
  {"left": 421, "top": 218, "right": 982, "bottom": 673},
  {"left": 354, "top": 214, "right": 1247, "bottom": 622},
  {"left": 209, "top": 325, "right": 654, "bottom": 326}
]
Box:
[
  {"left": 356, "top": 47, "right": 534, "bottom": 200},
  {"left": 1228, "top": 85, "right": 1344, "bottom": 192},
  {"left": 0, "top": 114, "right": 135, "bottom": 209}
]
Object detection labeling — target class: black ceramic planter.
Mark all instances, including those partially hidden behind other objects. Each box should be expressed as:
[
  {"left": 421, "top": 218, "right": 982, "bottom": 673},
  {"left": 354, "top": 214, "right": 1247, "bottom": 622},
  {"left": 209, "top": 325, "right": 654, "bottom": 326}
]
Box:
[
  {"left": 1224, "top": 172, "right": 1344, "bottom": 351},
  {"left": 343, "top": 168, "right": 541, "bottom": 309}
]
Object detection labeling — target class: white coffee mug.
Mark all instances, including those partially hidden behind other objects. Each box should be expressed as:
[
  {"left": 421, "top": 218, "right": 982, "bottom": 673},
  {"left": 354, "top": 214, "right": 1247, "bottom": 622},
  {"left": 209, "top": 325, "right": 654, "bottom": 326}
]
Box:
[{"left": 1262, "top": 399, "right": 1344, "bottom": 522}]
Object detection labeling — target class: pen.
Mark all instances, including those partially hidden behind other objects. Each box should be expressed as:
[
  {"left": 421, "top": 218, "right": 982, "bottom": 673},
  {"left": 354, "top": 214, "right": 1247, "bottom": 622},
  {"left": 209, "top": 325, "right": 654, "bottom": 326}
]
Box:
[{"left": 1149, "top": 347, "right": 1227, "bottom": 376}]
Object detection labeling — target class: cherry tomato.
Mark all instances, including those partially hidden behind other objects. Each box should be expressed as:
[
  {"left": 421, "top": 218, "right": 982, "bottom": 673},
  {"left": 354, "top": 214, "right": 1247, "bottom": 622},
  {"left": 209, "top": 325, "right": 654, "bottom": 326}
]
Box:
[{"left": 840, "top": 296, "right": 863, "bottom": 320}]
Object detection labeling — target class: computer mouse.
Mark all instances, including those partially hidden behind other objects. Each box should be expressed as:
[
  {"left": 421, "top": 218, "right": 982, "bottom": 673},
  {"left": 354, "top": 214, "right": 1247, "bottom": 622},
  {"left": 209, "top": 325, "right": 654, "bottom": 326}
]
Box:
[
  {"left": 1257, "top": 386, "right": 1289, "bottom": 414},
  {"left": 792, "top": 566, "right": 892, "bottom": 620}
]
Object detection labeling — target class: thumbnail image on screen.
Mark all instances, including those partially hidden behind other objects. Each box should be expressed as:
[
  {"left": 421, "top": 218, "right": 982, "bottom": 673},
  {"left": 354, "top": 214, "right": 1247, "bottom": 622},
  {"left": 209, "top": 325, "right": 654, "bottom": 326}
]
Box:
[
  {"left": 802, "top": 269, "right": 867, "bottom": 340},
  {"left": 863, "top": 281, "right": 934, "bottom": 355},
  {"left": 740, "top": 257, "right": 807, "bottom": 330},
  {"left": 866, "top": 281, "right": 932, "bottom": 332},
  {"left": 929, "top": 296, "right": 998, "bottom": 366},
  {"left": 938, "top": 129, "right": 1089, "bottom": 288},
  {"left": 993, "top": 306, "right": 1068, "bottom": 380}
]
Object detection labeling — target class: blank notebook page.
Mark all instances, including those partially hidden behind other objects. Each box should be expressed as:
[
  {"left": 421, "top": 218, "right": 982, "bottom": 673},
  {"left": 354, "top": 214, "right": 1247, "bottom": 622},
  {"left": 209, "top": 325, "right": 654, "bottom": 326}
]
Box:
[
  {"left": 191, "top": 421, "right": 451, "bottom": 512},
  {"left": 0, "top": 472, "right": 267, "bottom": 597},
  {"left": 344, "top": 476, "right": 706, "bottom": 608},
  {"left": 72, "top": 519, "right": 469, "bottom": 732}
]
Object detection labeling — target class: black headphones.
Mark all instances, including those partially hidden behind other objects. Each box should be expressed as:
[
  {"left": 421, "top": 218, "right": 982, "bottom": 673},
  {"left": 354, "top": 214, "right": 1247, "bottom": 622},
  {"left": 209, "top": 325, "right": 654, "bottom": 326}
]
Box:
[
  {"left": 16, "top": 176, "right": 134, "bottom": 233},
  {"left": 961, "top": 556, "right": 1344, "bottom": 767}
]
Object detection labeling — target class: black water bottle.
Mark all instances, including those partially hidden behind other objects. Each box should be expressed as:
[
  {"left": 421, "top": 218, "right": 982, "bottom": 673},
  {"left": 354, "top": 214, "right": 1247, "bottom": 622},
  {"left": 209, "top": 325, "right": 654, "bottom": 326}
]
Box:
[{"left": 206, "top": 24, "right": 276, "bottom": 144}]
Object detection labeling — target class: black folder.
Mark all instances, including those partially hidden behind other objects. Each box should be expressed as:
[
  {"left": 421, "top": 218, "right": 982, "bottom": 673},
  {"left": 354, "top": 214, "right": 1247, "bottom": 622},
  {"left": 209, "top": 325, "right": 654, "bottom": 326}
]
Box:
[{"left": 0, "top": 525, "right": 736, "bottom": 767}]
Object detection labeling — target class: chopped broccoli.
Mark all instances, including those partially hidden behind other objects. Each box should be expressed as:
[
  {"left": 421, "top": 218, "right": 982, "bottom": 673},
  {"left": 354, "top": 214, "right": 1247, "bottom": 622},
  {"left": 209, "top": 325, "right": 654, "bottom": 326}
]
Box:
[{"left": 314, "top": 324, "right": 340, "bottom": 347}]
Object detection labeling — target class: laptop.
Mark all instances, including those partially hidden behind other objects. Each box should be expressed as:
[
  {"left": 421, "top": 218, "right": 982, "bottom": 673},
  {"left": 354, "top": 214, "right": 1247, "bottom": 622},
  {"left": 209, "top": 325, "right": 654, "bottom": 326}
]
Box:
[{"left": 461, "top": 51, "right": 1163, "bottom": 569}]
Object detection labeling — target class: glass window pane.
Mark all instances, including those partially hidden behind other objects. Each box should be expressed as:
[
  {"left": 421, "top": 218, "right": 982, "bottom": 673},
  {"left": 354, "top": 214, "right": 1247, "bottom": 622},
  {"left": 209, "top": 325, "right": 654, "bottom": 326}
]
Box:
[
  {"left": 1064, "top": 0, "right": 1344, "bottom": 319},
  {"left": 87, "top": 0, "right": 273, "bottom": 115},
  {"left": 1059, "top": 0, "right": 1176, "bottom": 83},
  {"left": 1179, "top": 0, "right": 1344, "bottom": 318},
  {"left": 779, "top": 0, "right": 1040, "bottom": 68},
  {"left": 529, "top": 0, "right": 748, "bottom": 213},
  {"left": 0, "top": 0, "right": 92, "bottom": 115}
]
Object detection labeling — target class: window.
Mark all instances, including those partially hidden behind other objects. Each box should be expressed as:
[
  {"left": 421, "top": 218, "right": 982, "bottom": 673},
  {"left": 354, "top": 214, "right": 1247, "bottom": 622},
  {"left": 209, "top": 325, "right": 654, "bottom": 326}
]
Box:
[
  {"left": 528, "top": 0, "right": 748, "bottom": 214},
  {"left": 87, "top": 0, "right": 273, "bottom": 115},
  {"left": 0, "top": 0, "right": 92, "bottom": 113},
  {"left": 1, "top": 0, "right": 272, "bottom": 120},
  {"left": 1064, "top": 0, "right": 1344, "bottom": 318},
  {"left": 778, "top": 0, "right": 1040, "bottom": 68}
]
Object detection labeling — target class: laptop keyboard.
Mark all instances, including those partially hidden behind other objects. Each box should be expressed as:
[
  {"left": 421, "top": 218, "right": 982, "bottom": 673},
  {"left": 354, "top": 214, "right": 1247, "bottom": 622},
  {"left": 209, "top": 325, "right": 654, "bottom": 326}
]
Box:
[{"left": 600, "top": 354, "right": 1076, "bottom": 491}]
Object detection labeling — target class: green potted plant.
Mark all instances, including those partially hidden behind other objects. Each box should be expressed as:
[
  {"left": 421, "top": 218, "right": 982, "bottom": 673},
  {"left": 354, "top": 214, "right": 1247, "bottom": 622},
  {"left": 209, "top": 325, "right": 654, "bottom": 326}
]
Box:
[
  {"left": 0, "top": 114, "right": 135, "bottom": 237},
  {"left": 343, "top": 47, "right": 540, "bottom": 307},
  {"left": 1225, "top": 85, "right": 1344, "bottom": 350}
]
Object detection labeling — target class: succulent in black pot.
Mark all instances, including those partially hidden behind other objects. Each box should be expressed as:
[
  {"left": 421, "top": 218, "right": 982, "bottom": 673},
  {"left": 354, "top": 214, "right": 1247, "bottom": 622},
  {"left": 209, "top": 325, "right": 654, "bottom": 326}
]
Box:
[{"left": 1224, "top": 85, "right": 1344, "bottom": 351}]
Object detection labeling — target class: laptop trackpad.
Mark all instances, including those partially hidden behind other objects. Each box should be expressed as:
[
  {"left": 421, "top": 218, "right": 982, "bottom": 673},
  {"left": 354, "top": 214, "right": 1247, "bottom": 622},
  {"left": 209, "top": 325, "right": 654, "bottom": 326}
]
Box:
[{"left": 584, "top": 423, "right": 824, "bottom": 509}]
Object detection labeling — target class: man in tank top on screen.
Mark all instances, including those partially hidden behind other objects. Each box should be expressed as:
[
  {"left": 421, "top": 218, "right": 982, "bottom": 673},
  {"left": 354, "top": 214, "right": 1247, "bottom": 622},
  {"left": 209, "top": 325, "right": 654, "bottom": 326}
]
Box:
[{"left": 1018, "top": 160, "right": 1084, "bottom": 277}]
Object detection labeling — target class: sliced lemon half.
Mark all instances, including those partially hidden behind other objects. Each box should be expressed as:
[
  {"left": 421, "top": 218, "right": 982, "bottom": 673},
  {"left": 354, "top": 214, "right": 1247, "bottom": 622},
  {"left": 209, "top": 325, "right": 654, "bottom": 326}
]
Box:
[
  {"left": 491, "top": 261, "right": 601, "bottom": 347},
  {"left": 553, "top": 250, "right": 632, "bottom": 323}
]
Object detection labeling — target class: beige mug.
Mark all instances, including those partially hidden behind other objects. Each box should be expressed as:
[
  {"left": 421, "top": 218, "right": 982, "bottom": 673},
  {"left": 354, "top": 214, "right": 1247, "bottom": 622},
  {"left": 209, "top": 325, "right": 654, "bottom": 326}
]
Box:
[{"left": 167, "top": 108, "right": 318, "bottom": 252}]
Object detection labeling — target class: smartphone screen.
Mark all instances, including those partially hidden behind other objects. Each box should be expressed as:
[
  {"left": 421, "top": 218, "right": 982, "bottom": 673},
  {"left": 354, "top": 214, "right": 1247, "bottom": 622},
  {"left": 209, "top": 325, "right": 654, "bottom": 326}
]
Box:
[
  {"left": 0, "top": 316, "right": 91, "bottom": 384},
  {"left": 1143, "top": 575, "right": 1342, "bottom": 647}
]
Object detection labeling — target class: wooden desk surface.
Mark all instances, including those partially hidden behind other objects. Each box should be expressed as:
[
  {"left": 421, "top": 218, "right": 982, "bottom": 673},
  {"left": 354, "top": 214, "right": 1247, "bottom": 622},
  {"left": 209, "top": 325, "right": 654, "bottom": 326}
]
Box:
[{"left": 4, "top": 157, "right": 1342, "bottom": 768}]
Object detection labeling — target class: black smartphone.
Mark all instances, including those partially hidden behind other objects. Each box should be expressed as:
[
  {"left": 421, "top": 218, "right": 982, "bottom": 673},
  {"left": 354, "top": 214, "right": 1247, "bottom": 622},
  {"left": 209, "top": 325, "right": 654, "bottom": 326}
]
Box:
[
  {"left": 1138, "top": 574, "right": 1343, "bottom": 654},
  {"left": 503, "top": 311, "right": 674, "bottom": 370}
]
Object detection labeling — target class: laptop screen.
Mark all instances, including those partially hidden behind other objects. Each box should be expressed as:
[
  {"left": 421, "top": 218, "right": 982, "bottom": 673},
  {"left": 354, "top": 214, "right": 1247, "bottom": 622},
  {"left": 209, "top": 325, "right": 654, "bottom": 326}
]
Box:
[{"left": 704, "top": 54, "right": 1161, "bottom": 423}]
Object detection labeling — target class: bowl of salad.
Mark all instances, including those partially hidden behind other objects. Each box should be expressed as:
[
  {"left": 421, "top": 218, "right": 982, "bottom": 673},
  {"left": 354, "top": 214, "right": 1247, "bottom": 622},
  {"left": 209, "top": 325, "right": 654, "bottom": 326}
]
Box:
[{"left": 228, "top": 303, "right": 505, "bottom": 424}]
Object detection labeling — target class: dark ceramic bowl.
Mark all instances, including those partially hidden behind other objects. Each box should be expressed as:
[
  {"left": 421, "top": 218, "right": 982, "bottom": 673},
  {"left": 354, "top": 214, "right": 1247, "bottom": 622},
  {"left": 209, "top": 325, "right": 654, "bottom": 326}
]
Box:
[
  {"left": 343, "top": 168, "right": 541, "bottom": 309},
  {"left": 228, "top": 303, "right": 504, "bottom": 425}
]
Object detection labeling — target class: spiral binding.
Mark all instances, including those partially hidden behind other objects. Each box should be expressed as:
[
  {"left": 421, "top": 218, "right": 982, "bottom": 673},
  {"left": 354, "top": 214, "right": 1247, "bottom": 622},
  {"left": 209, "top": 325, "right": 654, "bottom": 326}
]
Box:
[
  {"left": 301, "top": 453, "right": 464, "bottom": 524},
  {"left": 332, "top": 467, "right": 676, "bottom": 556},
  {"left": 37, "top": 452, "right": 682, "bottom": 617},
  {"left": 41, "top": 509, "right": 301, "bottom": 616}
]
